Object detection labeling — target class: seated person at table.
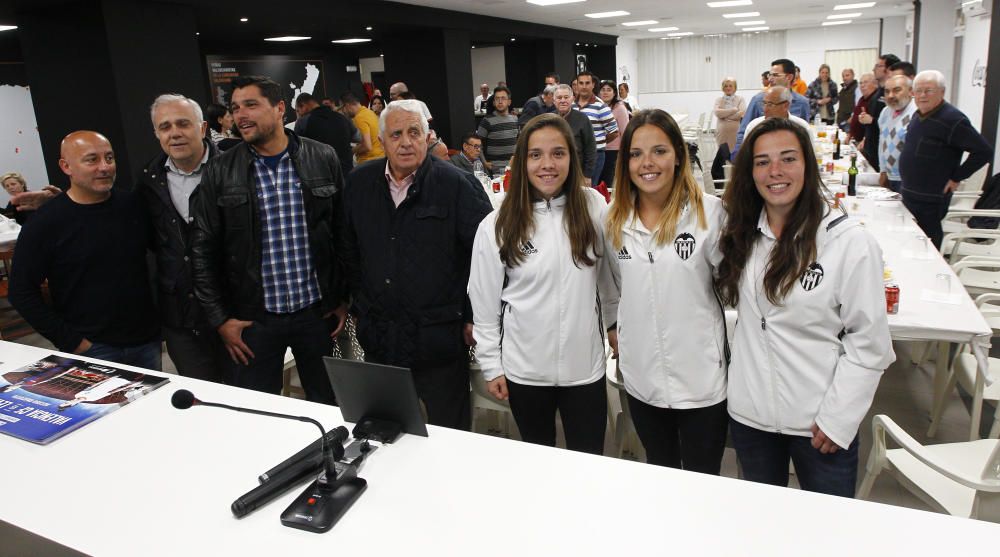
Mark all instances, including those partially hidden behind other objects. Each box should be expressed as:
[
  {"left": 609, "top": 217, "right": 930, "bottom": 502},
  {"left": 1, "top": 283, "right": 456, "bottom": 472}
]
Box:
[
  {"left": 716, "top": 118, "right": 895, "bottom": 498},
  {"left": 733, "top": 58, "right": 811, "bottom": 156},
  {"left": 2, "top": 172, "right": 61, "bottom": 226},
  {"left": 9, "top": 131, "right": 161, "bottom": 370},
  {"left": 731, "top": 87, "right": 809, "bottom": 158},
  {"left": 450, "top": 131, "right": 488, "bottom": 173}
]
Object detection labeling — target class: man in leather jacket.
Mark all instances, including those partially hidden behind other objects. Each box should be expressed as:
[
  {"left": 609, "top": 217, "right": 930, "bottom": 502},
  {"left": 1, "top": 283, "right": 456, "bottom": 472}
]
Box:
[
  {"left": 338, "top": 99, "right": 492, "bottom": 430},
  {"left": 137, "top": 94, "right": 226, "bottom": 383},
  {"left": 191, "top": 76, "right": 347, "bottom": 403}
]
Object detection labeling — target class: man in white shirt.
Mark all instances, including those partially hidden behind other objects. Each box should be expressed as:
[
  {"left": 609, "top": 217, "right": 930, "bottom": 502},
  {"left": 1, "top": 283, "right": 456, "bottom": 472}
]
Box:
[
  {"left": 733, "top": 86, "right": 810, "bottom": 156},
  {"left": 473, "top": 83, "right": 489, "bottom": 112}
]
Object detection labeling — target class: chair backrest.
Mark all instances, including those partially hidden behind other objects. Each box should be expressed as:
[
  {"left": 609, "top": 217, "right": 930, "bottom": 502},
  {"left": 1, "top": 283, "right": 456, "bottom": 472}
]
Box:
[
  {"left": 979, "top": 441, "right": 1000, "bottom": 484},
  {"left": 961, "top": 165, "right": 991, "bottom": 193},
  {"left": 702, "top": 167, "right": 717, "bottom": 195}
]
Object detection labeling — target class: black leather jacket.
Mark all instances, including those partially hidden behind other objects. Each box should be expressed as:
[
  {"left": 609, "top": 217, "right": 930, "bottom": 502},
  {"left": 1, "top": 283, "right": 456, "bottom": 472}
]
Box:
[
  {"left": 136, "top": 139, "right": 218, "bottom": 330},
  {"left": 190, "top": 131, "right": 347, "bottom": 329}
]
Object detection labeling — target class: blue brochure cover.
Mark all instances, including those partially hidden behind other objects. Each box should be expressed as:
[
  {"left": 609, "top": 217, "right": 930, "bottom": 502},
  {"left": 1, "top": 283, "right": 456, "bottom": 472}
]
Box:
[{"left": 0, "top": 355, "right": 169, "bottom": 444}]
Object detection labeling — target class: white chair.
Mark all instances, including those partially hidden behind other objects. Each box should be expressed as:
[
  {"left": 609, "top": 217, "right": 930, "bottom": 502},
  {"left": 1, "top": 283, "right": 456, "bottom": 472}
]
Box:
[
  {"left": 928, "top": 293, "right": 1000, "bottom": 441},
  {"left": 281, "top": 348, "right": 306, "bottom": 399},
  {"left": 857, "top": 415, "right": 1000, "bottom": 521},
  {"left": 952, "top": 258, "right": 1000, "bottom": 297},
  {"left": 700, "top": 167, "right": 727, "bottom": 196},
  {"left": 941, "top": 230, "right": 1000, "bottom": 264},
  {"left": 949, "top": 191, "right": 983, "bottom": 210},
  {"left": 605, "top": 352, "right": 640, "bottom": 458},
  {"left": 941, "top": 210, "right": 1000, "bottom": 249},
  {"left": 958, "top": 165, "right": 990, "bottom": 193}
]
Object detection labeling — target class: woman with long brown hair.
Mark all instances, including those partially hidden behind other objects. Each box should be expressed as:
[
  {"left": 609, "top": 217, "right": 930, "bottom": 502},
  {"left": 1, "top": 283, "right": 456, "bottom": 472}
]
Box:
[
  {"left": 604, "top": 109, "right": 729, "bottom": 473},
  {"left": 716, "top": 117, "right": 894, "bottom": 497},
  {"left": 469, "top": 113, "right": 614, "bottom": 455}
]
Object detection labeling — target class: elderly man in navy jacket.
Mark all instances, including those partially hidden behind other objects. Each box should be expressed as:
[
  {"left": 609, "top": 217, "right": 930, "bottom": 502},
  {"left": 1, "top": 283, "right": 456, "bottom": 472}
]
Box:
[
  {"left": 338, "top": 100, "right": 493, "bottom": 431},
  {"left": 899, "top": 70, "right": 994, "bottom": 248}
]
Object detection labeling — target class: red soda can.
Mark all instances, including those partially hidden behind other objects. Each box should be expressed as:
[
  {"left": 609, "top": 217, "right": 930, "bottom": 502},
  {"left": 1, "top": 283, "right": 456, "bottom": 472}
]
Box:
[
  {"left": 834, "top": 191, "right": 845, "bottom": 208},
  {"left": 826, "top": 161, "right": 835, "bottom": 173},
  {"left": 492, "top": 179, "right": 500, "bottom": 194},
  {"left": 885, "top": 283, "right": 899, "bottom": 314}
]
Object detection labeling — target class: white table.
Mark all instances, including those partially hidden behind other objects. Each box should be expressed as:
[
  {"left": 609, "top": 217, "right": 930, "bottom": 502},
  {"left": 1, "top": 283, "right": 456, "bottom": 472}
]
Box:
[{"left": 1, "top": 341, "right": 998, "bottom": 556}]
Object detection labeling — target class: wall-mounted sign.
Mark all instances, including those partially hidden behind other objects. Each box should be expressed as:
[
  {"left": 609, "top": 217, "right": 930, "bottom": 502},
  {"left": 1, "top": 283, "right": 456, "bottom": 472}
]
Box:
[{"left": 206, "top": 56, "right": 327, "bottom": 122}]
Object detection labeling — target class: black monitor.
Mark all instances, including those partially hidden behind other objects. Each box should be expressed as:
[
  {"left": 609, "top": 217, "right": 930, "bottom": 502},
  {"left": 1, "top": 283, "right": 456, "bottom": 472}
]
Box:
[{"left": 322, "top": 357, "right": 428, "bottom": 437}]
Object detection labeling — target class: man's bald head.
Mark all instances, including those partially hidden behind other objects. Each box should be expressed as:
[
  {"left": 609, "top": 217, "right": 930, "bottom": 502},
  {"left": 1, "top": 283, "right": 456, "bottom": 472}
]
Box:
[
  {"left": 763, "top": 86, "right": 791, "bottom": 119},
  {"left": 58, "top": 130, "right": 116, "bottom": 203},
  {"left": 389, "top": 82, "right": 408, "bottom": 100}
]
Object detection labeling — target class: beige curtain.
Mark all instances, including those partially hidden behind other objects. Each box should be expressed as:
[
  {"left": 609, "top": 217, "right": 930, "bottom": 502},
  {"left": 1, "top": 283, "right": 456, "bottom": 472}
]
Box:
[{"left": 824, "top": 48, "right": 879, "bottom": 81}]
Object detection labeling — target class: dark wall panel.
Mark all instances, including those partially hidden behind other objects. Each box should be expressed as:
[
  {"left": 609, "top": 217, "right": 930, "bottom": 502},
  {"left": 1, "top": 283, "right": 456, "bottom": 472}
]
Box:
[{"left": 504, "top": 42, "right": 539, "bottom": 107}]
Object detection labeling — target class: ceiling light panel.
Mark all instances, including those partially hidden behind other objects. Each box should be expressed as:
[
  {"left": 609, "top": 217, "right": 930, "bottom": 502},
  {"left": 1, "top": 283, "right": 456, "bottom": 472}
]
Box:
[
  {"left": 707, "top": 1, "right": 753, "bottom": 8},
  {"left": 331, "top": 38, "right": 371, "bottom": 43},
  {"left": 527, "top": 0, "right": 586, "bottom": 5},
  {"left": 622, "top": 20, "right": 659, "bottom": 26},
  {"left": 733, "top": 20, "right": 765, "bottom": 25},
  {"left": 834, "top": 2, "right": 875, "bottom": 9},
  {"left": 827, "top": 12, "right": 862, "bottom": 18},
  {"left": 585, "top": 11, "right": 629, "bottom": 18},
  {"left": 822, "top": 20, "right": 851, "bottom": 25},
  {"left": 265, "top": 36, "right": 311, "bottom": 42},
  {"left": 722, "top": 12, "right": 760, "bottom": 18},
  {"left": 648, "top": 27, "right": 680, "bottom": 32}
]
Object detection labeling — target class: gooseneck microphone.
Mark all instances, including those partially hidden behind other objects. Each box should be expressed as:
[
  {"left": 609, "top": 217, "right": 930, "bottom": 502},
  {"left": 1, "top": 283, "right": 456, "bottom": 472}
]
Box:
[{"left": 170, "top": 389, "right": 346, "bottom": 518}]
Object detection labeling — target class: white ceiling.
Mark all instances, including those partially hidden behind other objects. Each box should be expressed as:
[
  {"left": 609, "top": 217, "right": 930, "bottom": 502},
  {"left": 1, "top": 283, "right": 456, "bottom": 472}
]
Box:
[{"left": 392, "top": 0, "right": 913, "bottom": 38}]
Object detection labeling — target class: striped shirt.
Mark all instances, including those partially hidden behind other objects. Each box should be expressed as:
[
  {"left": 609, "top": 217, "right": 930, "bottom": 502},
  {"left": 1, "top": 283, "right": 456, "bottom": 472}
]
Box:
[
  {"left": 251, "top": 149, "right": 321, "bottom": 314},
  {"left": 575, "top": 98, "right": 618, "bottom": 151},
  {"left": 476, "top": 113, "right": 519, "bottom": 164}
]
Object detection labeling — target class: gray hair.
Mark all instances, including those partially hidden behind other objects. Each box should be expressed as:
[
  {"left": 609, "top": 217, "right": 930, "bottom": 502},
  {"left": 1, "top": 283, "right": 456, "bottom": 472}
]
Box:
[
  {"left": 914, "top": 70, "right": 946, "bottom": 90},
  {"left": 150, "top": 94, "right": 204, "bottom": 127},
  {"left": 554, "top": 84, "right": 573, "bottom": 96},
  {"left": 379, "top": 99, "right": 429, "bottom": 138},
  {"left": 767, "top": 86, "right": 792, "bottom": 102},
  {"left": 886, "top": 74, "right": 913, "bottom": 90},
  {"left": 542, "top": 84, "right": 558, "bottom": 96}
]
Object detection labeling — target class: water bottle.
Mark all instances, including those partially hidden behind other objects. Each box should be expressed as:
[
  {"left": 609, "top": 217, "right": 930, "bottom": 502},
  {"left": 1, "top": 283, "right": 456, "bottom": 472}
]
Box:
[{"left": 472, "top": 159, "right": 490, "bottom": 190}]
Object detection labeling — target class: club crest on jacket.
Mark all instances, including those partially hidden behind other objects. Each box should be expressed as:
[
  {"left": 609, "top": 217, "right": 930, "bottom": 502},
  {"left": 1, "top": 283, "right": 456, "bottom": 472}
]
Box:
[
  {"left": 674, "top": 232, "right": 696, "bottom": 260},
  {"left": 800, "top": 262, "right": 824, "bottom": 291}
]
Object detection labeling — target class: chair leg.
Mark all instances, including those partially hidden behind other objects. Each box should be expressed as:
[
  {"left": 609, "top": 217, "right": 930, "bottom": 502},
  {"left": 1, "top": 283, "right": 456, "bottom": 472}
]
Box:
[
  {"left": 856, "top": 466, "right": 881, "bottom": 499},
  {"left": 927, "top": 368, "right": 959, "bottom": 438},
  {"left": 989, "top": 414, "right": 999, "bottom": 439},
  {"left": 970, "top": 371, "right": 986, "bottom": 441}
]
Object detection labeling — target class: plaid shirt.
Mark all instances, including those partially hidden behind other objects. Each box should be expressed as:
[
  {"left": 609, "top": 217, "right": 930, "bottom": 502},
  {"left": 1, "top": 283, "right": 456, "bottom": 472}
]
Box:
[{"left": 251, "top": 150, "right": 321, "bottom": 313}]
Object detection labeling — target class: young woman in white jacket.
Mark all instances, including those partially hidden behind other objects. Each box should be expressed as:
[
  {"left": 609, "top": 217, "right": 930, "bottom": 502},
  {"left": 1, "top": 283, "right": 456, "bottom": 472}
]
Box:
[
  {"left": 604, "top": 109, "right": 729, "bottom": 474},
  {"left": 716, "top": 118, "right": 895, "bottom": 497},
  {"left": 469, "top": 113, "right": 615, "bottom": 455}
]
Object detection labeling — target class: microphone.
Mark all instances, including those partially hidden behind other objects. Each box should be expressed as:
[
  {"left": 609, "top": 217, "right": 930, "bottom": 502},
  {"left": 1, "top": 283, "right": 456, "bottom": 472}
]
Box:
[
  {"left": 259, "top": 426, "right": 349, "bottom": 484},
  {"left": 170, "top": 389, "right": 346, "bottom": 518}
]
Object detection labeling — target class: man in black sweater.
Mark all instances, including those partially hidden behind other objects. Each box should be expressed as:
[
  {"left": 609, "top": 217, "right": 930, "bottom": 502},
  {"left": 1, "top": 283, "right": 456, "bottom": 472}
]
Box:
[
  {"left": 294, "top": 93, "right": 356, "bottom": 178},
  {"left": 9, "top": 131, "right": 160, "bottom": 369},
  {"left": 338, "top": 99, "right": 492, "bottom": 430},
  {"left": 899, "top": 70, "right": 994, "bottom": 248}
]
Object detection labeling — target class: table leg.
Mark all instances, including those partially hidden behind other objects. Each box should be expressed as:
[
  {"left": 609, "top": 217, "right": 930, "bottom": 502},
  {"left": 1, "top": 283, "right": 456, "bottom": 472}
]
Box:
[{"left": 931, "top": 341, "right": 950, "bottom": 419}]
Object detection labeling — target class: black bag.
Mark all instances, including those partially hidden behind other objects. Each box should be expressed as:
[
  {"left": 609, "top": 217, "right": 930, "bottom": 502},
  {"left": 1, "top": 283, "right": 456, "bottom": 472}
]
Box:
[{"left": 968, "top": 172, "right": 1000, "bottom": 229}]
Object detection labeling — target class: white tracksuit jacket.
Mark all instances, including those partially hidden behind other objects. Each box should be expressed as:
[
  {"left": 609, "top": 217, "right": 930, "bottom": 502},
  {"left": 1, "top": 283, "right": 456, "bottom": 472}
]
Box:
[
  {"left": 469, "top": 188, "right": 616, "bottom": 385},
  {"left": 728, "top": 208, "right": 896, "bottom": 449},
  {"left": 604, "top": 195, "right": 728, "bottom": 409}
]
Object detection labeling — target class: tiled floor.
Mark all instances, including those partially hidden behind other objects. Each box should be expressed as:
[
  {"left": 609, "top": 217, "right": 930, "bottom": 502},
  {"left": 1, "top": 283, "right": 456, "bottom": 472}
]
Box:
[{"left": 5, "top": 315, "right": 997, "bottom": 522}]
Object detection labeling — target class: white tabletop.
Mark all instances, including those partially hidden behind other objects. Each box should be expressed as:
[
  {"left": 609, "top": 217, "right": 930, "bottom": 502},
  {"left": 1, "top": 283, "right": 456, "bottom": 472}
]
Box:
[{"left": 1, "top": 341, "right": 998, "bottom": 555}]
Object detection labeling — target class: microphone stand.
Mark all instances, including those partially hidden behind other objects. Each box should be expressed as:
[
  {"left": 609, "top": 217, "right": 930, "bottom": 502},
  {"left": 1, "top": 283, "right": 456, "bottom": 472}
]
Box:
[{"left": 177, "top": 393, "right": 366, "bottom": 533}]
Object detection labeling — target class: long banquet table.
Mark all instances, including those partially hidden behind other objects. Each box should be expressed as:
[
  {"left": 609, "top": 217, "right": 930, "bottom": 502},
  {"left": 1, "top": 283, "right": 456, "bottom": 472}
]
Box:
[{"left": 0, "top": 341, "right": 998, "bottom": 556}]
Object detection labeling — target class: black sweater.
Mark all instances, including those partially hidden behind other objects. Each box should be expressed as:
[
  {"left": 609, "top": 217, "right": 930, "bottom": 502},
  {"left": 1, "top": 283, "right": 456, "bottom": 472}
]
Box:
[
  {"left": 899, "top": 102, "right": 994, "bottom": 201},
  {"left": 9, "top": 190, "right": 159, "bottom": 352}
]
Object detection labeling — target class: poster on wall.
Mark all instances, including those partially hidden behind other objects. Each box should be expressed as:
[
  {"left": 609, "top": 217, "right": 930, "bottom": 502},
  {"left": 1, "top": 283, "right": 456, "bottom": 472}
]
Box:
[
  {"left": 0, "top": 62, "right": 49, "bottom": 206},
  {"left": 576, "top": 54, "right": 588, "bottom": 75},
  {"left": 206, "top": 56, "right": 326, "bottom": 125}
]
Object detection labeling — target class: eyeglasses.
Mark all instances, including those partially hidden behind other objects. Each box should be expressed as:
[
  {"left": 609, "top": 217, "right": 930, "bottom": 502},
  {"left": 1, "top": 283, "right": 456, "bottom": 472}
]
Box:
[
  {"left": 913, "top": 87, "right": 940, "bottom": 96},
  {"left": 464, "top": 143, "right": 482, "bottom": 150},
  {"left": 763, "top": 101, "right": 789, "bottom": 107}
]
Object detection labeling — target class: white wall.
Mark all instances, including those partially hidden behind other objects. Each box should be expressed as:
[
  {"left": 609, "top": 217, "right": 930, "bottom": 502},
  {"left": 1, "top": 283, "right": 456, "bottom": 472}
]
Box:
[
  {"left": 359, "top": 56, "right": 384, "bottom": 85},
  {"left": 916, "top": 0, "right": 957, "bottom": 98},
  {"left": 881, "top": 16, "right": 908, "bottom": 59},
  {"left": 0, "top": 85, "right": 48, "bottom": 207},
  {"left": 787, "top": 22, "right": 881, "bottom": 83},
  {"left": 956, "top": 11, "right": 991, "bottom": 132},
  {"left": 635, "top": 22, "right": 879, "bottom": 121},
  {"left": 615, "top": 37, "right": 640, "bottom": 107},
  {"left": 471, "top": 47, "right": 506, "bottom": 104}
]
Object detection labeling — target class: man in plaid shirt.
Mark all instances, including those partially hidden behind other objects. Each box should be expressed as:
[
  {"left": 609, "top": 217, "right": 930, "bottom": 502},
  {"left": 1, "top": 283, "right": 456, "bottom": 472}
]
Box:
[{"left": 192, "top": 76, "right": 347, "bottom": 403}]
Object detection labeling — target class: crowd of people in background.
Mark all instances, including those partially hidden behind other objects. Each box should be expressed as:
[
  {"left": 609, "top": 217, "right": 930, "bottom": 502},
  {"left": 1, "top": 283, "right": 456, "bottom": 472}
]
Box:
[{"left": 0, "top": 49, "right": 992, "bottom": 501}]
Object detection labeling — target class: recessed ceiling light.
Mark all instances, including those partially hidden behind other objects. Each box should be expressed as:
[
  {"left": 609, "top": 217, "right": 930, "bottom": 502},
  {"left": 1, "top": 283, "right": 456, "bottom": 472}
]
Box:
[
  {"left": 622, "top": 20, "right": 658, "bottom": 26},
  {"left": 585, "top": 11, "right": 630, "bottom": 18},
  {"left": 366, "top": 26, "right": 372, "bottom": 31},
  {"left": 668, "top": 31, "right": 694, "bottom": 36},
  {"left": 0, "top": 25, "right": 17, "bottom": 32},
  {"left": 265, "top": 36, "right": 311, "bottom": 42},
  {"left": 648, "top": 27, "right": 679, "bottom": 32},
  {"left": 744, "top": 26, "right": 769, "bottom": 31},
  {"left": 707, "top": 0, "right": 753, "bottom": 7},
  {"left": 722, "top": 11, "right": 760, "bottom": 18},
  {"left": 734, "top": 20, "right": 765, "bottom": 25},
  {"left": 827, "top": 12, "right": 861, "bottom": 18},
  {"left": 822, "top": 20, "right": 852, "bottom": 25},
  {"left": 575, "top": 42, "right": 580, "bottom": 45},
  {"left": 195, "top": 32, "right": 200, "bottom": 36},
  {"left": 527, "top": 0, "right": 586, "bottom": 5},
  {"left": 240, "top": 17, "right": 248, "bottom": 22},
  {"left": 331, "top": 38, "right": 371, "bottom": 43},
  {"left": 471, "top": 45, "right": 476, "bottom": 49},
  {"left": 379, "top": 53, "right": 384, "bottom": 57},
  {"left": 834, "top": 2, "right": 875, "bottom": 9}
]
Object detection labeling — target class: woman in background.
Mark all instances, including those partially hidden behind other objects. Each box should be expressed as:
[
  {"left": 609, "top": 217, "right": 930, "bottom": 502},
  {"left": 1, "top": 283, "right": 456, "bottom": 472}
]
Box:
[
  {"left": 2, "top": 172, "right": 31, "bottom": 226},
  {"left": 204, "top": 103, "right": 235, "bottom": 144},
  {"left": 716, "top": 118, "right": 894, "bottom": 497},
  {"left": 469, "top": 114, "right": 614, "bottom": 455},
  {"left": 806, "top": 64, "right": 839, "bottom": 124},
  {"left": 618, "top": 83, "right": 638, "bottom": 113},
  {"left": 369, "top": 95, "right": 386, "bottom": 116},
  {"left": 713, "top": 77, "right": 746, "bottom": 151},
  {"left": 604, "top": 109, "right": 729, "bottom": 473},
  {"left": 597, "top": 80, "right": 631, "bottom": 190}
]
